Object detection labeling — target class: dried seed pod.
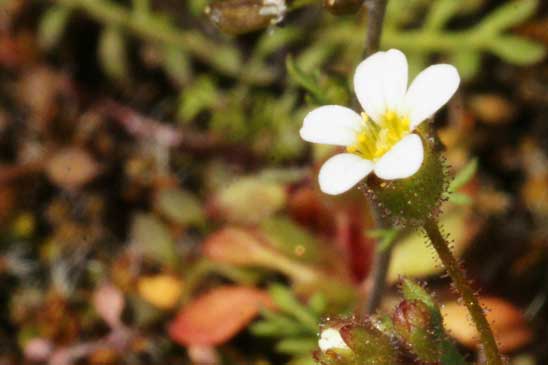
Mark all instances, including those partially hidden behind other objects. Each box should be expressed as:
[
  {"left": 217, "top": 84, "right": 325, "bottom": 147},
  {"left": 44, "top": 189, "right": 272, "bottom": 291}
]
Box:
[
  {"left": 323, "top": 0, "right": 363, "bottom": 16},
  {"left": 205, "top": 0, "right": 286, "bottom": 35}
]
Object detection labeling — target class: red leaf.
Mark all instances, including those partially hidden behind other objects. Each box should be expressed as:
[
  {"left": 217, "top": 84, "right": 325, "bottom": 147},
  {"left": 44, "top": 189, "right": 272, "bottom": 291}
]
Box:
[{"left": 168, "top": 286, "right": 273, "bottom": 346}]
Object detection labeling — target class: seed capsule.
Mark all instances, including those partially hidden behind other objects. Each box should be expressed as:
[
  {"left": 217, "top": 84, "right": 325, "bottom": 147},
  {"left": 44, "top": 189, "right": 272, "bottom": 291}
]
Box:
[{"left": 205, "top": 0, "right": 286, "bottom": 35}]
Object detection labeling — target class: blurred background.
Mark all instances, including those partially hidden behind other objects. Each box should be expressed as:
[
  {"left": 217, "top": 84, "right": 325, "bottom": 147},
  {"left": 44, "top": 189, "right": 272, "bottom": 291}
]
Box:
[{"left": 0, "top": 0, "right": 546, "bottom": 364}]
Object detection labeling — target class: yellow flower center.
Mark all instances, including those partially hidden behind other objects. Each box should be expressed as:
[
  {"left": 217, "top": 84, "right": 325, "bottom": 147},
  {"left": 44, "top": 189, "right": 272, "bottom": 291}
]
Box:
[{"left": 346, "top": 111, "right": 410, "bottom": 161}]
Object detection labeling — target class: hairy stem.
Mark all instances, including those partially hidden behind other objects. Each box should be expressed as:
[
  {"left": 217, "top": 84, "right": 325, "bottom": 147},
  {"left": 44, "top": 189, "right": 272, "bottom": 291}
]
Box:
[
  {"left": 423, "top": 218, "right": 503, "bottom": 365},
  {"left": 359, "top": 0, "right": 390, "bottom": 316}
]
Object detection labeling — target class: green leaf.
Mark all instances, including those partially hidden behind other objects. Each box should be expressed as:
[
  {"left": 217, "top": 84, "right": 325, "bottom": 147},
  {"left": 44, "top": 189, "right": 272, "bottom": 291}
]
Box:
[
  {"left": 276, "top": 338, "right": 317, "bottom": 355},
  {"left": 251, "top": 309, "right": 308, "bottom": 336},
  {"left": 440, "top": 339, "right": 468, "bottom": 365},
  {"left": 489, "top": 36, "right": 546, "bottom": 65},
  {"left": 406, "top": 51, "right": 427, "bottom": 80},
  {"left": 155, "top": 188, "right": 204, "bottom": 226},
  {"left": 450, "top": 51, "right": 481, "bottom": 80},
  {"left": 448, "top": 192, "right": 473, "bottom": 206},
  {"left": 214, "top": 177, "right": 286, "bottom": 225},
  {"left": 254, "top": 27, "right": 301, "bottom": 60},
  {"left": 163, "top": 46, "right": 190, "bottom": 85},
  {"left": 424, "top": 0, "right": 461, "bottom": 30},
  {"left": 261, "top": 217, "right": 320, "bottom": 263},
  {"left": 478, "top": 0, "right": 538, "bottom": 34},
  {"left": 368, "top": 228, "right": 399, "bottom": 252},
  {"left": 177, "top": 76, "right": 218, "bottom": 122},
  {"left": 286, "top": 55, "right": 326, "bottom": 104},
  {"left": 98, "top": 26, "right": 129, "bottom": 81},
  {"left": 448, "top": 158, "right": 478, "bottom": 193},
  {"left": 398, "top": 279, "right": 466, "bottom": 365},
  {"left": 130, "top": 213, "right": 177, "bottom": 267},
  {"left": 38, "top": 5, "right": 72, "bottom": 50},
  {"left": 269, "top": 284, "right": 318, "bottom": 332},
  {"left": 297, "top": 43, "right": 336, "bottom": 72},
  {"left": 132, "top": 0, "right": 150, "bottom": 15},
  {"left": 288, "top": 354, "right": 315, "bottom": 365},
  {"left": 340, "top": 324, "right": 398, "bottom": 365},
  {"left": 308, "top": 292, "right": 327, "bottom": 316},
  {"left": 400, "top": 278, "right": 437, "bottom": 312}
]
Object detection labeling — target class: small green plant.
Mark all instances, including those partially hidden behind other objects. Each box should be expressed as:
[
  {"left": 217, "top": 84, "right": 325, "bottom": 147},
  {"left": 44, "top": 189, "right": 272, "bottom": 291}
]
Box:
[
  {"left": 316, "top": 278, "right": 467, "bottom": 365},
  {"left": 251, "top": 284, "right": 327, "bottom": 365}
]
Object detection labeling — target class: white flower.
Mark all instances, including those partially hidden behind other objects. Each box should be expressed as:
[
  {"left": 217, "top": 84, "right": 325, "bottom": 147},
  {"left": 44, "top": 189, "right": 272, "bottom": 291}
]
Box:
[
  {"left": 318, "top": 328, "right": 349, "bottom": 352},
  {"left": 300, "top": 49, "right": 460, "bottom": 195}
]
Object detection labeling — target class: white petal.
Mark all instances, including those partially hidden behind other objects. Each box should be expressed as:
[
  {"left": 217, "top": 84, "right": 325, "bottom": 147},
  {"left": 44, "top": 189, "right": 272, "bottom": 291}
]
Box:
[
  {"left": 374, "top": 134, "right": 424, "bottom": 180},
  {"left": 300, "top": 105, "right": 362, "bottom": 146},
  {"left": 382, "top": 49, "right": 408, "bottom": 112},
  {"left": 318, "top": 328, "right": 349, "bottom": 352},
  {"left": 403, "top": 64, "right": 460, "bottom": 129},
  {"left": 354, "top": 49, "right": 408, "bottom": 123},
  {"left": 319, "top": 153, "right": 374, "bottom": 195},
  {"left": 353, "top": 52, "right": 386, "bottom": 123}
]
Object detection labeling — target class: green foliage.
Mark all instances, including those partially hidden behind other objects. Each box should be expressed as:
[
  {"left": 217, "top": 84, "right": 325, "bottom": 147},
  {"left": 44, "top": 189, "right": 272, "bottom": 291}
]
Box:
[
  {"left": 98, "top": 26, "right": 129, "bottom": 81},
  {"left": 446, "top": 158, "right": 478, "bottom": 205},
  {"left": 154, "top": 188, "right": 205, "bottom": 226},
  {"left": 383, "top": 0, "right": 544, "bottom": 79},
  {"left": 37, "top": 0, "right": 545, "bottom": 161},
  {"left": 251, "top": 284, "right": 326, "bottom": 362},
  {"left": 367, "top": 228, "right": 399, "bottom": 252},
  {"left": 315, "top": 279, "right": 467, "bottom": 365},
  {"left": 261, "top": 217, "right": 321, "bottom": 263},
  {"left": 177, "top": 76, "right": 218, "bottom": 123},
  {"left": 286, "top": 55, "right": 328, "bottom": 105},
  {"left": 38, "top": 5, "right": 72, "bottom": 50},
  {"left": 286, "top": 55, "right": 350, "bottom": 106},
  {"left": 130, "top": 213, "right": 178, "bottom": 268}
]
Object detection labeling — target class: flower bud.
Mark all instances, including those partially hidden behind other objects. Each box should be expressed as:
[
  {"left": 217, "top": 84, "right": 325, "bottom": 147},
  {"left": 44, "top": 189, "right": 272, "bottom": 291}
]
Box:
[
  {"left": 205, "top": 0, "right": 286, "bottom": 35},
  {"left": 323, "top": 0, "right": 362, "bottom": 16},
  {"left": 315, "top": 320, "right": 398, "bottom": 365},
  {"left": 393, "top": 300, "right": 440, "bottom": 363},
  {"left": 365, "top": 133, "right": 448, "bottom": 227},
  {"left": 318, "top": 327, "right": 351, "bottom": 353}
]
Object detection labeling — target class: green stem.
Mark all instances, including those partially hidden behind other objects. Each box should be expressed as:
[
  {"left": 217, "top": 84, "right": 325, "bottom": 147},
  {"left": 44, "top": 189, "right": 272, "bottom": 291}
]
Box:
[
  {"left": 423, "top": 218, "right": 503, "bottom": 365},
  {"left": 320, "top": 24, "right": 492, "bottom": 56},
  {"left": 51, "top": 0, "right": 272, "bottom": 84}
]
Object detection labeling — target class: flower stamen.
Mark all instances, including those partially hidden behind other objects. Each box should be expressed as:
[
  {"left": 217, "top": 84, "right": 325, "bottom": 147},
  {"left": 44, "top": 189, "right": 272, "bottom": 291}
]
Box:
[{"left": 346, "top": 111, "right": 410, "bottom": 160}]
